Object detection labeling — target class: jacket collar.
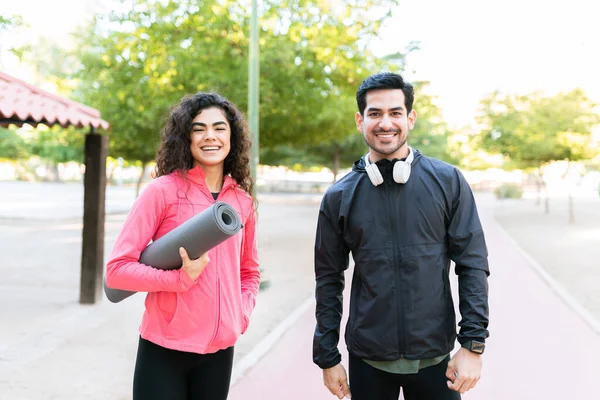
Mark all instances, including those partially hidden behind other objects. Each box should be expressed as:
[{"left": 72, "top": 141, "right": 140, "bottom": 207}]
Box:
[{"left": 182, "top": 165, "right": 237, "bottom": 192}]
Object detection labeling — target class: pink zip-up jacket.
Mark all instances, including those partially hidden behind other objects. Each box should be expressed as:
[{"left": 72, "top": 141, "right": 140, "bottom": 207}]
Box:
[{"left": 105, "top": 166, "right": 260, "bottom": 354}]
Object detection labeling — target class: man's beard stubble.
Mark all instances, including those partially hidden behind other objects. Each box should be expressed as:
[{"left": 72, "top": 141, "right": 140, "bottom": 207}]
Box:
[{"left": 362, "top": 129, "right": 408, "bottom": 156}]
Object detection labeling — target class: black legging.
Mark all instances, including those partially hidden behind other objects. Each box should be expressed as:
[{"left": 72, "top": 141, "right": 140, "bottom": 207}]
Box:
[
  {"left": 133, "top": 337, "right": 234, "bottom": 400},
  {"left": 349, "top": 354, "right": 461, "bottom": 400}
]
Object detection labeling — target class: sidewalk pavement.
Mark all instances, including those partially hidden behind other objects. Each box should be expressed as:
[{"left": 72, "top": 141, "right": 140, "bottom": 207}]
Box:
[
  {"left": 229, "top": 196, "right": 600, "bottom": 400},
  {"left": 0, "top": 181, "right": 324, "bottom": 399},
  {"left": 1, "top": 182, "right": 599, "bottom": 399}
]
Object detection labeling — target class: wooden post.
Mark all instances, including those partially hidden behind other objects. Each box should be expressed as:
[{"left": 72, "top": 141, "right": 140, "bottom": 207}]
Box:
[{"left": 80, "top": 128, "right": 108, "bottom": 304}]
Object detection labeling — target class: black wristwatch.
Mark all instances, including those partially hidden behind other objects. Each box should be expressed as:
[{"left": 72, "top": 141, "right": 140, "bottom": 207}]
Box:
[{"left": 461, "top": 340, "right": 485, "bottom": 354}]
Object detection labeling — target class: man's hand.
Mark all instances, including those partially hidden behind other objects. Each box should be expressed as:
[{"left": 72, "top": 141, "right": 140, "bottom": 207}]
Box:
[
  {"left": 180, "top": 247, "right": 210, "bottom": 282},
  {"left": 446, "top": 347, "right": 482, "bottom": 394},
  {"left": 323, "top": 363, "right": 351, "bottom": 399}
]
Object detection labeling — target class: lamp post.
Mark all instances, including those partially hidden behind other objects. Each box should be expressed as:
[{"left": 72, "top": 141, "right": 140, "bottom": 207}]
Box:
[
  {"left": 249, "top": 0, "right": 259, "bottom": 183},
  {"left": 249, "top": 0, "right": 270, "bottom": 289}
]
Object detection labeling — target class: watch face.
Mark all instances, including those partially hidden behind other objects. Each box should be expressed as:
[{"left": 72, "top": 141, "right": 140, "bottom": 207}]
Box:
[{"left": 471, "top": 341, "right": 485, "bottom": 354}]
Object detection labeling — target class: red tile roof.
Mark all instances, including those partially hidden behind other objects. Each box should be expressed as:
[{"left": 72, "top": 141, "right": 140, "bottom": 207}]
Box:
[{"left": 0, "top": 71, "right": 109, "bottom": 130}]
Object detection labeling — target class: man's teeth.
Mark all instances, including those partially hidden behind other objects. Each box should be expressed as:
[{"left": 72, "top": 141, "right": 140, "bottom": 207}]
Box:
[{"left": 378, "top": 134, "right": 395, "bottom": 138}]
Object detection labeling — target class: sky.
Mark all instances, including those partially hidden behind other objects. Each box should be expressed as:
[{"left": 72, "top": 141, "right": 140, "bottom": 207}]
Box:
[
  {"left": 2, "top": 0, "right": 599, "bottom": 129},
  {"left": 373, "top": 0, "right": 600, "bottom": 128}
]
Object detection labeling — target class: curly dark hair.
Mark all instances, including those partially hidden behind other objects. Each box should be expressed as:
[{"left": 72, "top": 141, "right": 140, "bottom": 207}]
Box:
[{"left": 155, "top": 92, "right": 254, "bottom": 198}]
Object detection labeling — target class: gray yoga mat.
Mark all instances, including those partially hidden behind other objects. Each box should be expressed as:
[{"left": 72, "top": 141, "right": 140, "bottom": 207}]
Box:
[{"left": 104, "top": 201, "right": 242, "bottom": 303}]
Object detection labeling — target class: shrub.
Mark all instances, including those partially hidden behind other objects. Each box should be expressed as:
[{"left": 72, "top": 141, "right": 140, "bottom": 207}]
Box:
[{"left": 494, "top": 183, "right": 523, "bottom": 199}]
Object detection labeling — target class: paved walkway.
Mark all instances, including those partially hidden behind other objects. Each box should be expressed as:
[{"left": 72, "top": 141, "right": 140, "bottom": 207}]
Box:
[
  {"left": 1, "top": 182, "right": 599, "bottom": 399},
  {"left": 0, "top": 182, "right": 323, "bottom": 400},
  {"left": 229, "top": 196, "right": 600, "bottom": 400}
]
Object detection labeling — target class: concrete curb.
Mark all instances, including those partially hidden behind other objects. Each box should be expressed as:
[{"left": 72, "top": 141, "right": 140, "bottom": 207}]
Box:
[{"left": 230, "top": 296, "right": 315, "bottom": 386}]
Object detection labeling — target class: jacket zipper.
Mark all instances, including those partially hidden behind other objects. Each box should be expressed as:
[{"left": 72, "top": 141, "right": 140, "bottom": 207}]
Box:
[{"left": 387, "top": 181, "right": 405, "bottom": 358}]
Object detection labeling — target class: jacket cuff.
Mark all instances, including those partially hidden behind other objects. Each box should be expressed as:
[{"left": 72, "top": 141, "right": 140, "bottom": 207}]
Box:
[{"left": 316, "top": 353, "right": 342, "bottom": 370}]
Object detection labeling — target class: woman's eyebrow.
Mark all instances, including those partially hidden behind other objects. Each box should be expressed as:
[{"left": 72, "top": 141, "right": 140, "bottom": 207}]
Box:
[{"left": 191, "top": 121, "right": 228, "bottom": 127}]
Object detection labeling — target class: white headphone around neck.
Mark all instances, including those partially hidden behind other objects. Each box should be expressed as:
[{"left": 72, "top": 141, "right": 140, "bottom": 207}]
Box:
[{"left": 364, "top": 147, "right": 414, "bottom": 186}]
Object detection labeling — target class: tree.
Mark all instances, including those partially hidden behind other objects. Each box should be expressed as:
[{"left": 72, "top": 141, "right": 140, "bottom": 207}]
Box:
[
  {"left": 407, "top": 81, "right": 457, "bottom": 164},
  {"left": 476, "top": 89, "right": 600, "bottom": 221},
  {"left": 257, "top": 0, "right": 398, "bottom": 149},
  {"left": 263, "top": 133, "right": 367, "bottom": 182},
  {"left": 26, "top": 126, "right": 85, "bottom": 181},
  {"left": 0, "top": 127, "right": 29, "bottom": 160},
  {"left": 0, "top": 14, "right": 25, "bottom": 65},
  {"left": 0, "top": 15, "right": 23, "bottom": 31},
  {"left": 296, "top": 79, "right": 456, "bottom": 180},
  {"left": 29, "top": 0, "right": 402, "bottom": 191},
  {"left": 70, "top": 0, "right": 251, "bottom": 194}
]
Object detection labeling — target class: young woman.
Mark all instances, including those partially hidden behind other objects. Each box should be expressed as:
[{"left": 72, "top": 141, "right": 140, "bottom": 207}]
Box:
[{"left": 105, "top": 92, "right": 260, "bottom": 400}]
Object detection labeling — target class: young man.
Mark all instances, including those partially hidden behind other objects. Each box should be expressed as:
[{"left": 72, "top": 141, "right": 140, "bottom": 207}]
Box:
[{"left": 313, "top": 72, "right": 489, "bottom": 400}]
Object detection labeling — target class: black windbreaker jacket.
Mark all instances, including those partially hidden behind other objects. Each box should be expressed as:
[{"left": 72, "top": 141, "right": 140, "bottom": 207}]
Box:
[{"left": 313, "top": 149, "right": 490, "bottom": 369}]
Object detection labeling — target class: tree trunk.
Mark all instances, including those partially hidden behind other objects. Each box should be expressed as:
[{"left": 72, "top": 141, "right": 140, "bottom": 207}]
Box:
[
  {"left": 569, "top": 195, "right": 575, "bottom": 224},
  {"left": 544, "top": 185, "right": 550, "bottom": 214},
  {"left": 45, "top": 162, "right": 60, "bottom": 182},
  {"left": 563, "top": 161, "right": 575, "bottom": 224},
  {"left": 535, "top": 167, "right": 543, "bottom": 206},
  {"left": 106, "top": 163, "right": 116, "bottom": 185},
  {"left": 332, "top": 147, "right": 340, "bottom": 183},
  {"left": 136, "top": 161, "right": 148, "bottom": 198}
]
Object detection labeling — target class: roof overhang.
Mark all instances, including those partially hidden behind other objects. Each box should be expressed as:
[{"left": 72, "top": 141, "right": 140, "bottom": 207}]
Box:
[{"left": 0, "top": 71, "right": 109, "bottom": 130}]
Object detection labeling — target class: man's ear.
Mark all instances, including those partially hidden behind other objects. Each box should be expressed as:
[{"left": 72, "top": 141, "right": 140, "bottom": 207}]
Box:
[
  {"left": 408, "top": 109, "right": 417, "bottom": 130},
  {"left": 355, "top": 112, "right": 363, "bottom": 132}
]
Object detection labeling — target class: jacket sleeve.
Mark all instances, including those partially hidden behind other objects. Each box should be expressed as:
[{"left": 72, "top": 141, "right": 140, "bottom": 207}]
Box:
[
  {"left": 447, "top": 169, "right": 490, "bottom": 345},
  {"left": 313, "top": 195, "right": 350, "bottom": 369},
  {"left": 105, "top": 182, "right": 195, "bottom": 293},
  {"left": 240, "top": 206, "right": 261, "bottom": 331}
]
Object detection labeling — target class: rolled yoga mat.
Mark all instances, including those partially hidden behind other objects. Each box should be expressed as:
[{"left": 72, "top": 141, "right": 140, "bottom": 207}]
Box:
[{"left": 104, "top": 201, "right": 242, "bottom": 303}]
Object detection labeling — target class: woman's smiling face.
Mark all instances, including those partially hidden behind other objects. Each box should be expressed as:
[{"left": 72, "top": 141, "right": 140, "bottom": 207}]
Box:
[{"left": 189, "top": 107, "right": 231, "bottom": 169}]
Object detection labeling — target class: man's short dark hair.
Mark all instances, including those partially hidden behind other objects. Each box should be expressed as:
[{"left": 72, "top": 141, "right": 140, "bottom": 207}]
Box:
[{"left": 356, "top": 72, "right": 414, "bottom": 116}]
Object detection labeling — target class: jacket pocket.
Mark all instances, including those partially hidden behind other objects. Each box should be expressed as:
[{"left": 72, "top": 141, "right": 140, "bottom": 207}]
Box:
[
  {"left": 348, "top": 249, "right": 398, "bottom": 359},
  {"left": 163, "top": 293, "right": 208, "bottom": 341},
  {"left": 401, "top": 243, "right": 454, "bottom": 355}
]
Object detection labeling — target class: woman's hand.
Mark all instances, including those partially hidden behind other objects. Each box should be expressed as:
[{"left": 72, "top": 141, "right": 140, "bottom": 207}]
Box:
[{"left": 179, "top": 247, "right": 210, "bottom": 282}]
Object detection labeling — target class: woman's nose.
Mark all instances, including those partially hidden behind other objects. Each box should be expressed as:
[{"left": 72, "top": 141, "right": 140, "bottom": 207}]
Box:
[{"left": 204, "top": 129, "right": 217, "bottom": 139}]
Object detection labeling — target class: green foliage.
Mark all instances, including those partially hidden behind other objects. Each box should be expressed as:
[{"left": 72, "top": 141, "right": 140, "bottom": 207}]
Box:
[
  {"left": 23, "top": 0, "right": 453, "bottom": 172},
  {"left": 26, "top": 126, "right": 84, "bottom": 164},
  {"left": 270, "top": 131, "right": 368, "bottom": 175},
  {"left": 62, "top": 0, "right": 402, "bottom": 165},
  {"left": 476, "top": 89, "right": 600, "bottom": 169},
  {"left": 0, "top": 14, "right": 25, "bottom": 61},
  {"left": 0, "top": 127, "right": 29, "bottom": 160},
  {"left": 258, "top": 0, "right": 397, "bottom": 148},
  {"left": 494, "top": 183, "right": 523, "bottom": 199},
  {"left": 409, "top": 81, "right": 456, "bottom": 164},
  {"left": 282, "top": 79, "right": 456, "bottom": 175},
  {"left": 0, "top": 15, "right": 23, "bottom": 30}
]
